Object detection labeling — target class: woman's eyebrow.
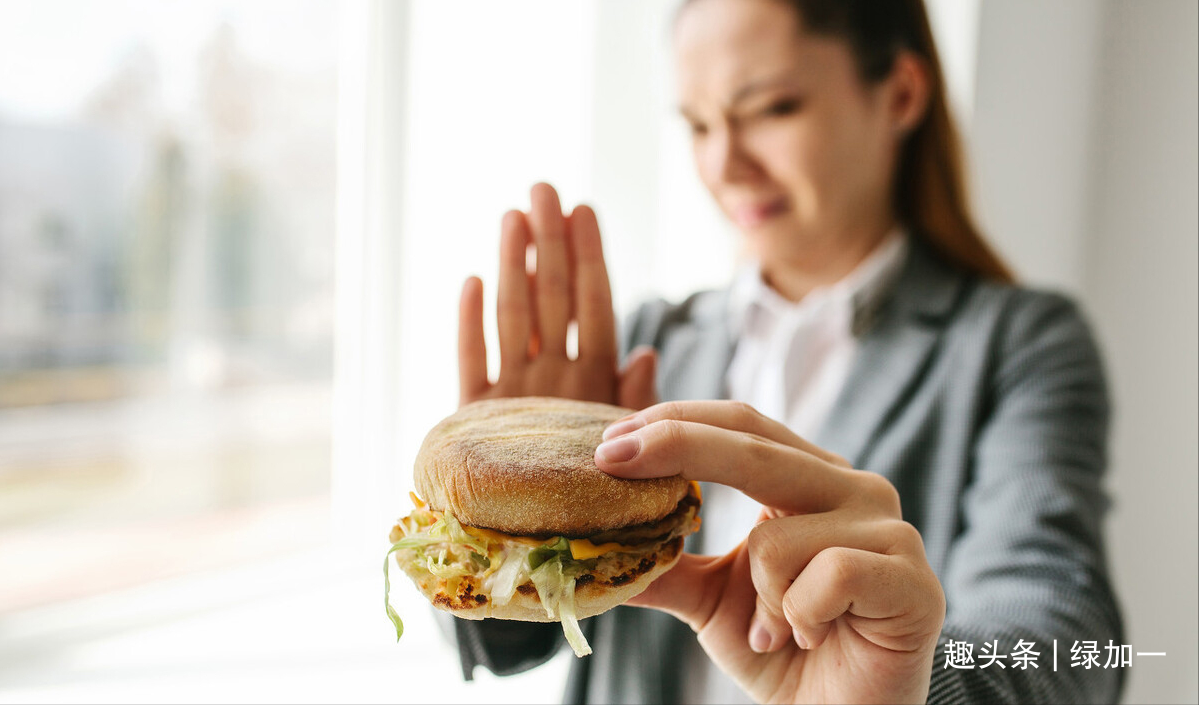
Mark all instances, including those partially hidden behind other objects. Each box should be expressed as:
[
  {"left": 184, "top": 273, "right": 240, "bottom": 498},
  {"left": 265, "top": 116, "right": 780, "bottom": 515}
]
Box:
[
  {"left": 676, "top": 70, "right": 803, "bottom": 120},
  {"left": 727, "top": 75, "right": 800, "bottom": 107}
]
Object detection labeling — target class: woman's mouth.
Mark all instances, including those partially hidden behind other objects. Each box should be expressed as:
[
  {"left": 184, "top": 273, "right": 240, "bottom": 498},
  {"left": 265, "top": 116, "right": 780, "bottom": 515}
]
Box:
[{"left": 731, "top": 198, "right": 788, "bottom": 228}]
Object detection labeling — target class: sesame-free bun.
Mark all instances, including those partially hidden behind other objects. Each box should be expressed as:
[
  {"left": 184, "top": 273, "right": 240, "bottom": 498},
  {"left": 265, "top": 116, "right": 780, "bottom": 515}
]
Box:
[{"left": 414, "top": 397, "right": 689, "bottom": 536}]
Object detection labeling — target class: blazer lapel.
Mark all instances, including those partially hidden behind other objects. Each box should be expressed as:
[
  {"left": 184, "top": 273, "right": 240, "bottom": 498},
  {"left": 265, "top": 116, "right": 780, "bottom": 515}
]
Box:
[
  {"left": 657, "top": 290, "right": 737, "bottom": 403},
  {"left": 814, "top": 241, "right": 967, "bottom": 467}
]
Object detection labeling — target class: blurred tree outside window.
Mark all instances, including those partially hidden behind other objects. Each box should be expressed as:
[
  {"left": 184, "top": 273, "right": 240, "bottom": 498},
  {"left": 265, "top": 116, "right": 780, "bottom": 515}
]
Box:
[{"left": 0, "top": 1, "right": 338, "bottom": 612}]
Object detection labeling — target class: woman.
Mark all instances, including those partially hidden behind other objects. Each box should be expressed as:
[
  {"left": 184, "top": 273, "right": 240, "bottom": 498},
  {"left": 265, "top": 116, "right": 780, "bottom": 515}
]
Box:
[{"left": 452, "top": 0, "right": 1123, "bottom": 702}]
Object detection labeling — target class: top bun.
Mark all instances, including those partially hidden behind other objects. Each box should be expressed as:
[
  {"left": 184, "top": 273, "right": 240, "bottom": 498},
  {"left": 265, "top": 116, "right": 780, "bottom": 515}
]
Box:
[{"left": 414, "top": 397, "right": 689, "bottom": 536}]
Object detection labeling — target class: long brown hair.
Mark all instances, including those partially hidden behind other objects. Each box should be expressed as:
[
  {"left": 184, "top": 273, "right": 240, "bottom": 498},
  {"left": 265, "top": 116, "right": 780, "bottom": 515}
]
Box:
[{"left": 681, "top": 0, "right": 1015, "bottom": 282}]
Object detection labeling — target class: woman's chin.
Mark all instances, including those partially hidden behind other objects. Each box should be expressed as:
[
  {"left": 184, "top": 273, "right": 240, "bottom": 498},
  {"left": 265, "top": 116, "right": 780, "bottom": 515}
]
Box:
[{"left": 737, "top": 219, "right": 808, "bottom": 258}]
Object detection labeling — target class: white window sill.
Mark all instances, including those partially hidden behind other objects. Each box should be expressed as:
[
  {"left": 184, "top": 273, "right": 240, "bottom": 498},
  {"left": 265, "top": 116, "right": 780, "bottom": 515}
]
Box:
[{"left": 0, "top": 546, "right": 570, "bottom": 704}]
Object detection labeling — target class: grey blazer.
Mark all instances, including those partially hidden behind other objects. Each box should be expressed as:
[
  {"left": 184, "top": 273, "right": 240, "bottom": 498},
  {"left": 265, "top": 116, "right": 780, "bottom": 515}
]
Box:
[{"left": 453, "top": 239, "right": 1124, "bottom": 704}]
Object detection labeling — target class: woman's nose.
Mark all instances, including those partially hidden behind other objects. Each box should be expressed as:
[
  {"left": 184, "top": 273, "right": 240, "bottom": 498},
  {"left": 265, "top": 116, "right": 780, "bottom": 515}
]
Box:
[{"left": 705, "top": 126, "right": 759, "bottom": 185}]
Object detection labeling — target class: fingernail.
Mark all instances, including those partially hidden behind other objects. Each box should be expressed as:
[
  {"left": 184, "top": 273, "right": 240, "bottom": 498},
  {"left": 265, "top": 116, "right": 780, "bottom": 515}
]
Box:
[
  {"left": 749, "top": 619, "right": 772, "bottom": 653},
  {"left": 596, "top": 434, "right": 641, "bottom": 463},
  {"left": 603, "top": 415, "right": 645, "bottom": 441},
  {"left": 793, "top": 628, "right": 810, "bottom": 650}
]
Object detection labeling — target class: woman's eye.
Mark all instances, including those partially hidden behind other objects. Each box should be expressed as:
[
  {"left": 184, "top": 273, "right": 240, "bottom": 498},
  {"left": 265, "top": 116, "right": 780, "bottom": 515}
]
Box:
[
  {"left": 687, "top": 121, "right": 709, "bottom": 137},
  {"left": 762, "top": 98, "right": 801, "bottom": 117}
]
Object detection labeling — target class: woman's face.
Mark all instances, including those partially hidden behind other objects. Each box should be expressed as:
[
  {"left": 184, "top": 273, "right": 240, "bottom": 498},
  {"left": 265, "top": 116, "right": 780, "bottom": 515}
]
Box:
[{"left": 674, "top": 0, "right": 906, "bottom": 266}]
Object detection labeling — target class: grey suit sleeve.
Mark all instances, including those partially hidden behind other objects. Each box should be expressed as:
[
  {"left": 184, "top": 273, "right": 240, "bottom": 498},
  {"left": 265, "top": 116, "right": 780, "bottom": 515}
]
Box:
[{"left": 928, "top": 292, "right": 1124, "bottom": 704}]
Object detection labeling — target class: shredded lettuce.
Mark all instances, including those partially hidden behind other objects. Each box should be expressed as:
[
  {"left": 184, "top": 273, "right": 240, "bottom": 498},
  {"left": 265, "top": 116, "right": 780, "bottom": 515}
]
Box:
[
  {"left": 438, "top": 512, "right": 488, "bottom": 554},
  {"left": 384, "top": 509, "right": 499, "bottom": 643},
  {"left": 528, "top": 536, "right": 570, "bottom": 570},
  {"left": 529, "top": 556, "right": 565, "bottom": 619},
  {"left": 425, "top": 554, "right": 472, "bottom": 579},
  {"left": 386, "top": 508, "right": 631, "bottom": 657},
  {"left": 383, "top": 543, "right": 406, "bottom": 641},
  {"left": 557, "top": 572, "right": 590, "bottom": 657},
  {"left": 530, "top": 554, "right": 592, "bottom": 657},
  {"left": 483, "top": 545, "right": 530, "bottom": 606}
]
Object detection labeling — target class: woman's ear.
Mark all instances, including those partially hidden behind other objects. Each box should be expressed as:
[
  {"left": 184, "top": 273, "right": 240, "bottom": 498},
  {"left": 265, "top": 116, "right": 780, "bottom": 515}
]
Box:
[{"left": 887, "top": 51, "right": 932, "bottom": 135}]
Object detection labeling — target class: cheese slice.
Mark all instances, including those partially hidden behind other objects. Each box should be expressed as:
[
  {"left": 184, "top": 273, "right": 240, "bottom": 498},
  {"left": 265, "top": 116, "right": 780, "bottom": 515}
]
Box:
[
  {"left": 462, "top": 525, "right": 550, "bottom": 548},
  {"left": 569, "top": 538, "right": 637, "bottom": 560},
  {"left": 460, "top": 524, "right": 644, "bottom": 558}
]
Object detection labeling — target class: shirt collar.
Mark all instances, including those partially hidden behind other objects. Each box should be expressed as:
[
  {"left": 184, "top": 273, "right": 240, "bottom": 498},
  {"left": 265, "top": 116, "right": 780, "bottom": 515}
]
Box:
[{"left": 727, "top": 228, "right": 910, "bottom": 338}]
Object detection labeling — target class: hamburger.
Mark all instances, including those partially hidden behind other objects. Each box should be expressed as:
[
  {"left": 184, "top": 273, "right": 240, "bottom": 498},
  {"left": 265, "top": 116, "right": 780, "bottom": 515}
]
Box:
[{"left": 383, "top": 397, "right": 702, "bottom": 657}]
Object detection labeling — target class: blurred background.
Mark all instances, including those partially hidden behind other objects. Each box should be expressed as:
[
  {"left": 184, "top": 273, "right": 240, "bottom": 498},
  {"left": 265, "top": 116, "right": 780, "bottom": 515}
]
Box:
[{"left": 0, "top": 1, "right": 1194, "bottom": 703}]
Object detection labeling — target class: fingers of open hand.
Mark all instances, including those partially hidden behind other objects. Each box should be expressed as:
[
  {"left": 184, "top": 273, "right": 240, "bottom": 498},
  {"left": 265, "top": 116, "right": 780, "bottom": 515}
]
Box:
[
  {"left": 458, "top": 276, "right": 489, "bottom": 404},
  {"left": 479, "top": 184, "right": 622, "bottom": 403},
  {"left": 568, "top": 204, "right": 616, "bottom": 362},
  {"left": 528, "top": 183, "right": 571, "bottom": 356},
  {"left": 497, "top": 209, "right": 533, "bottom": 377},
  {"left": 746, "top": 515, "right": 927, "bottom": 653}
]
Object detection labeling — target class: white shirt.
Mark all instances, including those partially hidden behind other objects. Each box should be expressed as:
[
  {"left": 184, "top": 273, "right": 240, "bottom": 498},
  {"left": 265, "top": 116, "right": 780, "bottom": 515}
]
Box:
[{"left": 682, "top": 231, "right": 909, "bottom": 705}]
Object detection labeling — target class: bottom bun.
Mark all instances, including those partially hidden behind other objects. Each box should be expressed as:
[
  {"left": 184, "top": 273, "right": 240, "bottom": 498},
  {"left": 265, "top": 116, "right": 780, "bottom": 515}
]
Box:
[{"left": 400, "top": 536, "right": 684, "bottom": 622}]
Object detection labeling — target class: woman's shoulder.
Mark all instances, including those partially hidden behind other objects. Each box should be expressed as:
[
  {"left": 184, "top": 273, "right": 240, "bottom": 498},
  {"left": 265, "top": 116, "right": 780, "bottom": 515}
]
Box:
[
  {"left": 956, "top": 276, "right": 1099, "bottom": 348},
  {"left": 897, "top": 238, "right": 1092, "bottom": 337},
  {"left": 947, "top": 276, "right": 1109, "bottom": 399}
]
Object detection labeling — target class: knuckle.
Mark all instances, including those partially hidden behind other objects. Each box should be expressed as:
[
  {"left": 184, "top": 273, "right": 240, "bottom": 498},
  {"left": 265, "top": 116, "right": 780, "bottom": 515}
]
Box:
[
  {"left": 858, "top": 471, "right": 902, "bottom": 516},
  {"left": 740, "top": 432, "right": 782, "bottom": 473},
  {"left": 728, "top": 400, "right": 769, "bottom": 434},
  {"left": 754, "top": 594, "right": 786, "bottom": 625},
  {"left": 497, "top": 296, "right": 526, "bottom": 317},
  {"left": 887, "top": 519, "right": 925, "bottom": 555},
  {"left": 816, "top": 547, "right": 859, "bottom": 592},
  {"left": 747, "top": 520, "right": 790, "bottom": 572},
  {"left": 651, "top": 418, "right": 689, "bottom": 453},
  {"left": 578, "top": 286, "right": 612, "bottom": 312},
  {"left": 539, "top": 271, "right": 569, "bottom": 295},
  {"left": 780, "top": 585, "right": 808, "bottom": 628},
  {"left": 579, "top": 353, "right": 618, "bottom": 375},
  {"left": 654, "top": 400, "right": 687, "bottom": 422}
]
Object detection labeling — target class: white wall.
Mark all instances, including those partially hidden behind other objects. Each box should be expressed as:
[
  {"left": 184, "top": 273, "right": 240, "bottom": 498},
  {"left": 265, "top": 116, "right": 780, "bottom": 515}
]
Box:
[
  {"left": 589, "top": 0, "right": 737, "bottom": 312},
  {"left": 970, "top": 0, "right": 1107, "bottom": 294},
  {"left": 967, "top": 2, "right": 1199, "bottom": 702},
  {"left": 1085, "top": 2, "right": 1199, "bottom": 703}
]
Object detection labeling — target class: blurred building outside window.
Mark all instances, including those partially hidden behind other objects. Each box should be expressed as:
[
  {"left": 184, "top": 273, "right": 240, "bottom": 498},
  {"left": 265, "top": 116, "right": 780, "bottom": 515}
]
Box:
[{"left": 0, "top": 0, "right": 338, "bottom": 614}]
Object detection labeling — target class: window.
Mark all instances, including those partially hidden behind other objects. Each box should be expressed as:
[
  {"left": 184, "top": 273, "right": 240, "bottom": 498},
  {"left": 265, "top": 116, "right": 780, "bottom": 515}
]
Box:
[{"left": 0, "top": 0, "right": 338, "bottom": 612}]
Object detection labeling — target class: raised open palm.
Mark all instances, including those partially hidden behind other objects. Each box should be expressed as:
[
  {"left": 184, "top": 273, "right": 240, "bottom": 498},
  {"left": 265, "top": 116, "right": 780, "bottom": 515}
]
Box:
[{"left": 457, "top": 183, "right": 657, "bottom": 410}]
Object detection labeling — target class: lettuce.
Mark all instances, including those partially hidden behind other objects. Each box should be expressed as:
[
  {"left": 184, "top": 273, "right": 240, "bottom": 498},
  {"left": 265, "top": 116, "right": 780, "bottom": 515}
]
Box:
[
  {"left": 530, "top": 555, "right": 592, "bottom": 657},
  {"left": 483, "top": 545, "right": 530, "bottom": 607},
  {"left": 438, "top": 512, "right": 487, "bottom": 554},
  {"left": 383, "top": 543, "right": 406, "bottom": 641},
  {"left": 528, "top": 536, "right": 570, "bottom": 570},
  {"left": 383, "top": 509, "right": 483, "bottom": 642},
  {"left": 557, "top": 572, "right": 590, "bottom": 658},
  {"left": 384, "top": 510, "right": 595, "bottom": 657},
  {"left": 425, "top": 553, "right": 472, "bottom": 579}
]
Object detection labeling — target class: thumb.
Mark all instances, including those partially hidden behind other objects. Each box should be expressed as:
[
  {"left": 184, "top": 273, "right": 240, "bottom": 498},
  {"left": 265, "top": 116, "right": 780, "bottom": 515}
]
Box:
[
  {"left": 617, "top": 345, "right": 659, "bottom": 410},
  {"left": 625, "top": 549, "right": 736, "bottom": 631}
]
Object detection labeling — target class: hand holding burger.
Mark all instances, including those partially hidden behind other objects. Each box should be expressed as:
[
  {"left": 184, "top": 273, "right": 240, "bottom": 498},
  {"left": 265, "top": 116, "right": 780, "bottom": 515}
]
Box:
[{"left": 595, "top": 400, "right": 945, "bottom": 704}]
